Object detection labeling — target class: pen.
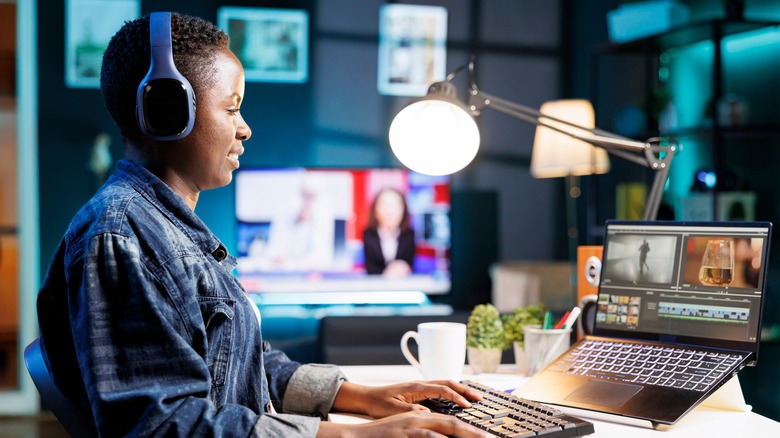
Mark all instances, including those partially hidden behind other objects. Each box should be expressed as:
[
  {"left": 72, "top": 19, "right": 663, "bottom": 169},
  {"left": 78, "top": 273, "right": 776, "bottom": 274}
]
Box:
[
  {"left": 561, "top": 307, "right": 582, "bottom": 330},
  {"left": 543, "top": 311, "right": 553, "bottom": 330},
  {"left": 554, "top": 311, "right": 571, "bottom": 330}
]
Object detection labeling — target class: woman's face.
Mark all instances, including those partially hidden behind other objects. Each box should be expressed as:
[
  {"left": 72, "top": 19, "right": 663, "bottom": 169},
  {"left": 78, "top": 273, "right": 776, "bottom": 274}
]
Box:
[
  {"left": 161, "top": 48, "right": 251, "bottom": 199},
  {"left": 375, "top": 190, "right": 406, "bottom": 230}
]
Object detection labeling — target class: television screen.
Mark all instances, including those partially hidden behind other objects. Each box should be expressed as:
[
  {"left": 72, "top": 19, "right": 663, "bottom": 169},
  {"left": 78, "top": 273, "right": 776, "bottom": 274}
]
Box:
[{"left": 235, "top": 167, "right": 451, "bottom": 296}]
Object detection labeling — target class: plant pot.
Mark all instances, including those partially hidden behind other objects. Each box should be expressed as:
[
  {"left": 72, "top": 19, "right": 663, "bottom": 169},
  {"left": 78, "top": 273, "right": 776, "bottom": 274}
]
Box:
[{"left": 467, "top": 347, "right": 503, "bottom": 374}]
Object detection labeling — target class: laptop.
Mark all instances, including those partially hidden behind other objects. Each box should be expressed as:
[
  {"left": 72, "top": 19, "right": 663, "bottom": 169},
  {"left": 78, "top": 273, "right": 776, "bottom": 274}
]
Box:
[{"left": 514, "top": 220, "right": 772, "bottom": 428}]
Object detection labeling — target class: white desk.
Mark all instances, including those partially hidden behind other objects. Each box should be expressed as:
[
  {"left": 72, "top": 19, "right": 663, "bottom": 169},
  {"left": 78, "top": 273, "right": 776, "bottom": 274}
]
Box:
[{"left": 331, "top": 365, "right": 780, "bottom": 437}]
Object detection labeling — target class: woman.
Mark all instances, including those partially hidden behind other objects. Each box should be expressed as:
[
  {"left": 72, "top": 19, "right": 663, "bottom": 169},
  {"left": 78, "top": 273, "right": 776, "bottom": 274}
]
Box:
[
  {"left": 36, "top": 12, "right": 486, "bottom": 437},
  {"left": 363, "top": 188, "right": 416, "bottom": 277}
]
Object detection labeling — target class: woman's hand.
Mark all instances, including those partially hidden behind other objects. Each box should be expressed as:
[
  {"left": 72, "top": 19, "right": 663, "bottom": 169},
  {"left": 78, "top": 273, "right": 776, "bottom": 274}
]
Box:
[
  {"left": 317, "top": 410, "right": 491, "bottom": 438},
  {"left": 332, "top": 380, "right": 483, "bottom": 419}
]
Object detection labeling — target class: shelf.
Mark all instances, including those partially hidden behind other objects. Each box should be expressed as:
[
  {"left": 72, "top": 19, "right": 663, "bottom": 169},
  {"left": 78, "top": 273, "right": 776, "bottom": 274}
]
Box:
[
  {"left": 588, "top": 16, "right": 780, "bottom": 229},
  {"left": 594, "top": 19, "right": 780, "bottom": 54}
]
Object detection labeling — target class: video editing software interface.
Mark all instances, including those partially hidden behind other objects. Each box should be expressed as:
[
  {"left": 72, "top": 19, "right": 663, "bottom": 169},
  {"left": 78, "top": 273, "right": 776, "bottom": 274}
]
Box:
[{"left": 597, "top": 222, "right": 771, "bottom": 344}]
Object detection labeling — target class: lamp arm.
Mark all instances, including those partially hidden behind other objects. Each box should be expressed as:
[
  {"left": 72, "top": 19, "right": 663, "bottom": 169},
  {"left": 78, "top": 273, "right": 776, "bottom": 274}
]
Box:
[
  {"left": 644, "top": 164, "right": 670, "bottom": 220},
  {"left": 468, "top": 88, "right": 678, "bottom": 220},
  {"left": 470, "top": 89, "right": 649, "bottom": 150},
  {"left": 600, "top": 146, "right": 652, "bottom": 168}
]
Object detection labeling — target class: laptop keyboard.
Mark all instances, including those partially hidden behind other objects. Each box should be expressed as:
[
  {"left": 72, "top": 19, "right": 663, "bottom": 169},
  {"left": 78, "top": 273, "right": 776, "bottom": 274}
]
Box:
[
  {"left": 420, "top": 380, "right": 594, "bottom": 437},
  {"left": 549, "top": 340, "right": 744, "bottom": 392}
]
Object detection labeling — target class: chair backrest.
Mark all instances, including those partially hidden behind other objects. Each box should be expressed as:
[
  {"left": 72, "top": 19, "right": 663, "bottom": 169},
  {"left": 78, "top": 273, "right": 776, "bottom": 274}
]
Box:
[
  {"left": 24, "top": 337, "right": 97, "bottom": 438},
  {"left": 319, "top": 312, "right": 485, "bottom": 365}
]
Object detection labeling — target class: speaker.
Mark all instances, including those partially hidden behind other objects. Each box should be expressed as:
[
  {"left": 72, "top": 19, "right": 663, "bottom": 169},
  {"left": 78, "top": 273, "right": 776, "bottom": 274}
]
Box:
[
  {"left": 576, "top": 245, "right": 602, "bottom": 303},
  {"left": 136, "top": 12, "right": 196, "bottom": 141},
  {"left": 577, "top": 294, "right": 598, "bottom": 340}
]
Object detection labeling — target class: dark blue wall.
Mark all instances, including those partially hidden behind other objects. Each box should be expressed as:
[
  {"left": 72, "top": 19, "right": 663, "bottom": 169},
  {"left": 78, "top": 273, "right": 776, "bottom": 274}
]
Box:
[{"left": 37, "top": 0, "right": 573, "bottom": 305}]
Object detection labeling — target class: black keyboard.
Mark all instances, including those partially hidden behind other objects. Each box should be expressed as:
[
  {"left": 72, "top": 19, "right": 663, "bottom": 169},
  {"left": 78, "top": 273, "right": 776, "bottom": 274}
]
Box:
[{"left": 421, "top": 380, "right": 594, "bottom": 437}]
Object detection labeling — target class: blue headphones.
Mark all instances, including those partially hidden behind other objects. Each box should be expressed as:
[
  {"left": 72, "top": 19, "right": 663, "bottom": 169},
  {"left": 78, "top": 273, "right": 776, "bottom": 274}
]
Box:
[{"left": 136, "top": 12, "right": 196, "bottom": 140}]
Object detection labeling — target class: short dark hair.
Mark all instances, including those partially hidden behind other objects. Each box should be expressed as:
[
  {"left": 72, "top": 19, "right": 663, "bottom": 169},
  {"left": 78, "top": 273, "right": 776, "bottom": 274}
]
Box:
[{"left": 100, "top": 12, "right": 229, "bottom": 145}]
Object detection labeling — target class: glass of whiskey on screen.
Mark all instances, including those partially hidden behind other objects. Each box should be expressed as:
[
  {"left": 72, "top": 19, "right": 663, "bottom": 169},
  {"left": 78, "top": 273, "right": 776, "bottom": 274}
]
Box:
[{"left": 699, "top": 239, "right": 734, "bottom": 286}]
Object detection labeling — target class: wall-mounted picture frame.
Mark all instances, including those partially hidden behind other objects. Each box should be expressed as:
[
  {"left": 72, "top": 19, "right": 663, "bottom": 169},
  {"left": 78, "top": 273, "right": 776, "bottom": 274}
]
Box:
[
  {"left": 378, "top": 4, "right": 448, "bottom": 96},
  {"left": 218, "top": 7, "right": 309, "bottom": 83},
  {"left": 65, "top": 0, "right": 140, "bottom": 89}
]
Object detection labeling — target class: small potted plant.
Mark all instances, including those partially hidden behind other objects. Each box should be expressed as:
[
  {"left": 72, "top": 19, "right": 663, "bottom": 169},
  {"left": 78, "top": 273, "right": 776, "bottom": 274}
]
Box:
[
  {"left": 466, "top": 303, "right": 508, "bottom": 373},
  {"left": 502, "top": 303, "right": 546, "bottom": 374}
]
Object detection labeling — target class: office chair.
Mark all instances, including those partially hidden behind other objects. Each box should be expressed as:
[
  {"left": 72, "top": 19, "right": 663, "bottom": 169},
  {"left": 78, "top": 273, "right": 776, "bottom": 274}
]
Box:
[
  {"left": 318, "top": 313, "right": 471, "bottom": 365},
  {"left": 24, "top": 337, "right": 98, "bottom": 438}
]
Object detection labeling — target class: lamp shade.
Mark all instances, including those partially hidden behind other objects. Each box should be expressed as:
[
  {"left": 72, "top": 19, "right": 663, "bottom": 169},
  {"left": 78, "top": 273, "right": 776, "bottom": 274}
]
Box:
[
  {"left": 389, "top": 95, "right": 480, "bottom": 176},
  {"left": 530, "top": 100, "right": 610, "bottom": 178}
]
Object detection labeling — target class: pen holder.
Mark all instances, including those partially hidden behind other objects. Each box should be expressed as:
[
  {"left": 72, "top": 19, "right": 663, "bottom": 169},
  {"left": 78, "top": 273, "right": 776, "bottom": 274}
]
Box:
[{"left": 522, "top": 326, "right": 572, "bottom": 377}]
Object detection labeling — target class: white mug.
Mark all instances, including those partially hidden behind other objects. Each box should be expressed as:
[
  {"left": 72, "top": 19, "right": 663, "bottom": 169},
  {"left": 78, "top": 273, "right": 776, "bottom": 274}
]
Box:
[{"left": 400, "top": 322, "right": 466, "bottom": 380}]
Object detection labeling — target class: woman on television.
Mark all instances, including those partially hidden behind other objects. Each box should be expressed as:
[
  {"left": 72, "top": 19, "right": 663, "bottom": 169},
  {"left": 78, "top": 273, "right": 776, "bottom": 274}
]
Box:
[{"left": 363, "top": 188, "right": 416, "bottom": 276}]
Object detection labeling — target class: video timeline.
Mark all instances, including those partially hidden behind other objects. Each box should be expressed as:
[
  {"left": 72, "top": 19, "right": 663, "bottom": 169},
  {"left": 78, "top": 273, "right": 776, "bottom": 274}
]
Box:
[{"left": 657, "top": 301, "right": 750, "bottom": 323}]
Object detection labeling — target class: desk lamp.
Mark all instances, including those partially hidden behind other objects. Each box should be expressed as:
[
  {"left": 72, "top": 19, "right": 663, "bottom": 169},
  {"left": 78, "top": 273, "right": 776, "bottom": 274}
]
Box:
[{"left": 388, "top": 59, "right": 679, "bottom": 220}]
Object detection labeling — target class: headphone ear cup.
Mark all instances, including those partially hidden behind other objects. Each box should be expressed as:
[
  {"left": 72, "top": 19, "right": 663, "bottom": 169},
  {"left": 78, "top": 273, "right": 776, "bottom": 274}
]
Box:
[{"left": 138, "top": 78, "right": 195, "bottom": 138}]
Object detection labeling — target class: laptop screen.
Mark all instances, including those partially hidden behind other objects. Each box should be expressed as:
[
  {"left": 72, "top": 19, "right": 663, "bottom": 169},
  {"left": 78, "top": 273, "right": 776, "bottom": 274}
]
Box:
[{"left": 593, "top": 220, "right": 772, "bottom": 355}]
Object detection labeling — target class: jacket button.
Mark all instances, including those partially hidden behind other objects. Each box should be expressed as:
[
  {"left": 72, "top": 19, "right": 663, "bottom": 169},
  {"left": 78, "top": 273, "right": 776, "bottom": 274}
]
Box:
[{"left": 212, "top": 247, "right": 227, "bottom": 261}]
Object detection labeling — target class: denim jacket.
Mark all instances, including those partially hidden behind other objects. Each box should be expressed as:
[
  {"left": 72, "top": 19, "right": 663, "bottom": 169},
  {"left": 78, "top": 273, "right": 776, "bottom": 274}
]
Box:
[{"left": 37, "top": 160, "right": 346, "bottom": 437}]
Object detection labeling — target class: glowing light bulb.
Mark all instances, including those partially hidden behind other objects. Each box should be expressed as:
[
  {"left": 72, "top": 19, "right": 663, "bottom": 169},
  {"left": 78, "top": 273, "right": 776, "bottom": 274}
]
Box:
[{"left": 389, "top": 99, "right": 480, "bottom": 176}]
